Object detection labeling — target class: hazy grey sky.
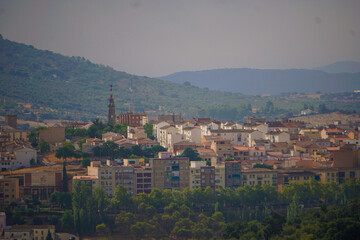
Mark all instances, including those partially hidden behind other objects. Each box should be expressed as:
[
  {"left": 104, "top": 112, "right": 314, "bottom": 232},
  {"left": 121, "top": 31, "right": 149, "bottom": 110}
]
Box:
[{"left": 0, "top": 0, "right": 359, "bottom": 77}]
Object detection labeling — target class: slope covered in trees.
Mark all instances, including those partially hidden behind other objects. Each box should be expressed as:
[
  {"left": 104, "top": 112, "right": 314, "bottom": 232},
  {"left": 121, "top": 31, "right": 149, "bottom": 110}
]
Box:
[{"left": 0, "top": 36, "right": 256, "bottom": 121}]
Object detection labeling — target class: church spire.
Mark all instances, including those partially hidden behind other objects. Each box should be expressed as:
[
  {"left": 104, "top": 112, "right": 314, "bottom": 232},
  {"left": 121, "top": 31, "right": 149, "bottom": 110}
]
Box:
[{"left": 108, "top": 85, "right": 116, "bottom": 125}]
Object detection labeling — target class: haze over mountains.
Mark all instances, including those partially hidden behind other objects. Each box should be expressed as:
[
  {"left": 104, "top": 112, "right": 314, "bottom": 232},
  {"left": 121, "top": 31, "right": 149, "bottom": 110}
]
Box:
[{"left": 159, "top": 62, "right": 360, "bottom": 95}]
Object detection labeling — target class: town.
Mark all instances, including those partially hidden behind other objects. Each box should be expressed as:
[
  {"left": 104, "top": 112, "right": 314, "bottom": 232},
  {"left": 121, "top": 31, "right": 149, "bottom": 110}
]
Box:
[{"left": 1, "top": 87, "right": 360, "bottom": 239}]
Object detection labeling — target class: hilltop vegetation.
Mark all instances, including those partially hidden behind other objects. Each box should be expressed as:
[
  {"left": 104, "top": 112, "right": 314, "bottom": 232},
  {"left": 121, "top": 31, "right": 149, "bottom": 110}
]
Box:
[
  {"left": 0, "top": 35, "right": 259, "bottom": 121},
  {"left": 1, "top": 35, "right": 359, "bottom": 122}
]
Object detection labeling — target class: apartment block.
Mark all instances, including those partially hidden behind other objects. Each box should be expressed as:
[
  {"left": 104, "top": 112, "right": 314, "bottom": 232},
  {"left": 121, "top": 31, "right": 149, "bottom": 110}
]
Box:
[
  {"left": 241, "top": 169, "right": 278, "bottom": 187},
  {"left": 150, "top": 152, "right": 189, "bottom": 191},
  {"left": 0, "top": 177, "right": 20, "bottom": 205},
  {"left": 189, "top": 161, "right": 215, "bottom": 190}
]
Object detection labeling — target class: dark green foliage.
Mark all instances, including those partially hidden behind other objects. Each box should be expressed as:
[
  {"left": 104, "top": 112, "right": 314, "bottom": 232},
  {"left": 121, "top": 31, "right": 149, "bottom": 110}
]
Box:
[
  {"left": 39, "top": 139, "right": 50, "bottom": 154},
  {"left": 180, "top": 147, "right": 201, "bottom": 161},
  {"left": 62, "top": 162, "right": 68, "bottom": 192},
  {"left": 45, "top": 229, "right": 53, "bottom": 240},
  {"left": 81, "top": 158, "right": 91, "bottom": 167},
  {"left": 253, "top": 163, "right": 273, "bottom": 169},
  {"left": 61, "top": 210, "right": 74, "bottom": 231},
  {"left": 143, "top": 123, "right": 155, "bottom": 139},
  {"left": 50, "top": 191, "right": 72, "bottom": 209}
]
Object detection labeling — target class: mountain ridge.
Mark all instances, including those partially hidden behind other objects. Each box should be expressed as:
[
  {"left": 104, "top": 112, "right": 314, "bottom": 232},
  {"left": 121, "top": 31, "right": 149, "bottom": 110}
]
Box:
[{"left": 159, "top": 67, "right": 360, "bottom": 95}]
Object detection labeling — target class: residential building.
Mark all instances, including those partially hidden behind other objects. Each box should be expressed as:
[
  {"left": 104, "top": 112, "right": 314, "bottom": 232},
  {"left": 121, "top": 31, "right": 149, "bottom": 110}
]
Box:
[
  {"left": 82, "top": 138, "right": 104, "bottom": 153},
  {"left": 149, "top": 152, "right": 189, "bottom": 191},
  {"left": 127, "top": 126, "right": 147, "bottom": 139},
  {"left": 23, "top": 172, "right": 63, "bottom": 201},
  {"left": 0, "top": 125, "right": 29, "bottom": 141},
  {"left": 117, "top": 113, "right": 148, "bottom": 127},
  {"left": 199, "top": 121, "right": 220, "bottom": 138},
  {"left": 0, "top": 177, "right": 20, "bottom": 205},
  {"left": 189, "top": 161, "right": 215, "bottom": 190},
  {"left": 277, "top": 171, "right": 320, "bottom": 190},
  {"left": 265, "top": 131, "right": 290, "bottom": 143},
  {"left": 210, "top": 139, "right": 233, "bottom": 162},
  {"left": 152, "top": 120, "right": 171, "bottom": 141},
  {"left": 241, "top": 169, "right": 277, "bottom": 187},
  {"left": 183, "top": 127, "right": 201, "bottom": 144}
]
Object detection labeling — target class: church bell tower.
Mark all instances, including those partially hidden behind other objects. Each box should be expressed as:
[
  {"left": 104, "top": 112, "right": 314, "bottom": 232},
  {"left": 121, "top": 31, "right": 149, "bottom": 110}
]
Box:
[{"left": 108, "top": 85, "right": 116, "bottom": 125}]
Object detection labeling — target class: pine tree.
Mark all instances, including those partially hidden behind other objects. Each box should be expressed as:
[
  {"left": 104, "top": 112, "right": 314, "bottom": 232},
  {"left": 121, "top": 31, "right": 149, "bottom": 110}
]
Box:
[
  {"left": 63, "top": 161, "right": 68, "bottom": 192},
  {"left": 45, "top": 229, "right": 53, "bottom": 240}
]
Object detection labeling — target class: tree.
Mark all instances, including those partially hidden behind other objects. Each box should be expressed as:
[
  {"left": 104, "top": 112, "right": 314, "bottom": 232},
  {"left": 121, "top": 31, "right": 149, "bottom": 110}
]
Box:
[
  {"left": 143, "top": 123, "right": 155, "bottom": 140},
  {"left": 81, "top": 158, "right": 91, "bottom": 167},
  {"left": 55, "top": 143, "right": 75, "bottom": 162},
  {"left": 39, "top": 139, "right": 50, "bottom": 154},
  {"left": 45, "top": 230, "right": 53, "bottom": 240},
  {"left": 61, "top": 210, "right": 74, "bottom": 231},
  {"left": 62, "top": 162, "right": 68, "bottom": 192},
  {"left": 319, "top": 103, "right": 329, "bottom": 114},
  {"left": 180, "top": 147, "right": 201, "bottom": 161}
]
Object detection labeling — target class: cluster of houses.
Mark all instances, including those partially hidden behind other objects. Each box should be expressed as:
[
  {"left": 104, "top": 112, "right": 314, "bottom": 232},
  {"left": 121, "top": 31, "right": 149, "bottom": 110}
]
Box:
[{"left": 1, "top": 112, "right": 360, "bottom": 237}]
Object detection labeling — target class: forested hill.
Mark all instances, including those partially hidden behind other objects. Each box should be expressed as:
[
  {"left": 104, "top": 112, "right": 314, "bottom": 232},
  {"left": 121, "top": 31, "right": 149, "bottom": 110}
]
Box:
[
  {"left": 159, "top": 68, "right": 360, "bottom": 95},
  {"left": 0, "top": 36, "right": 256, "bottom": 121}
]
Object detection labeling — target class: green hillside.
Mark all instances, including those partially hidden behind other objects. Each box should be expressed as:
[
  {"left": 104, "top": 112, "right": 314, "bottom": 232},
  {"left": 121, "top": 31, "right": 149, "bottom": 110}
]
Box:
[
  {"left": 0, "top": 35, "right": 257, "bottom": 121},
  {"left": 1, "top": 35, "right": 359, "bottom": 122}
]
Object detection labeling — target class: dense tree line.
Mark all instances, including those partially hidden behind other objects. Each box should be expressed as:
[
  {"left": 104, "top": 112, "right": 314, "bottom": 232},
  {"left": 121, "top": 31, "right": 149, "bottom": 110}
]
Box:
[
  {"left": 2, "top": 179, "right": 360, "bottom": 238},
  {"left": 54, "top": 179, "right": 360, "bottom": 238}
]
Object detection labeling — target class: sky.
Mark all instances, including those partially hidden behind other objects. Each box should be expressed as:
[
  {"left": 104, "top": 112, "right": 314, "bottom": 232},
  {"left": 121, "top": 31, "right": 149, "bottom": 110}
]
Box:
[{"left": 0, "top": 0, "right": 359, "bottom": 77}]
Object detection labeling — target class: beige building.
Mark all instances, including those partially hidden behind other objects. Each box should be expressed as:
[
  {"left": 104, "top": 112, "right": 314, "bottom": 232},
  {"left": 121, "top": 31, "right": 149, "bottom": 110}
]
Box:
[
  {"left": 0, "top": 177, "right": 20, "bottom": 205},
  {"left": 210, "top": 139, "right": 233, "bottom": 162},
  {"left": 189, "top": 161, "right": 215, "bottom": 190},
  {"left": 149, "top": 152, "right": 189, "bottom": 191},
  {"left": 241, "top": 169, "right": 278, "bottom": 187},
  {"left": 0, "top": 125, "right": 29, "bottom": 141},
  {"left": 38, "top": 127, "right": 65, "bottom": 144}
]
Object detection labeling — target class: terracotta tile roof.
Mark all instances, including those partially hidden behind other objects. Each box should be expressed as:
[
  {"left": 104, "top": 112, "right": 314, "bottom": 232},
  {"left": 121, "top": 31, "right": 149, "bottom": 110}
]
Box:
[
  {"left": 324, "top": 128, "right": 344, "bottom": 133},
  {"left": 233, "top": 145, "right": 249, "bottom": 151},
  {"left": 267, "top": 152, "right": 283, "bottom": 156}
]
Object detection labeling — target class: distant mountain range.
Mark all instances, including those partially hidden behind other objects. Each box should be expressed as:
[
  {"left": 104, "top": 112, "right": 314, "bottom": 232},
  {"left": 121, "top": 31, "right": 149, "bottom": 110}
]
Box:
[
  {"left": 314, "top": 61, "right": 360, "bottom": 74},
  {"left": 159, "top": 62, "right": 360, "bottom": 95},
  {"left": 1, "top": 35, "right": 359, "bottom": 122}
]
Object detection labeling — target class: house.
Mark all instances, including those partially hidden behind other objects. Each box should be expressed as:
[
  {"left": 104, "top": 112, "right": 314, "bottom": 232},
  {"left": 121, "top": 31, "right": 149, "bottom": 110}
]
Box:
[
  {"left": 265, "top": 131, "right": 290, "bottom": 143},
  {"left": 82, "top": 138, "right": 104, "bottom": 153},
  {"left": 182, "top": 127, "right": 201, "bottom": 144},
  {"left": 210, "top": 129, "right": 264, "bottom": 146},
  {"left": 301, "top": 109, "right": 313, "bottom": 115},
  {"left": 102, "top": 131, "right": 124, "bottom": 142},
  {"left": 135, "top": 138, "right": 159, "bottom": 149},
  {"left": 0, "top": 146, "right": 36, "bottom": 171},
  {"left": 152, "top": 120, "right": 171, "bottom": 141},
  {"left": 172, "top": 141, "right": 197, "bottom": 155},
  {"left": 222, "top": 122, "right": 243, "bottom": 130},
  {"left": 199, "top": 121, "right": 220, "bottom": 138},
  {"left": 127, "top": 126, "right": 147, "bottom": 139},
  {"left": 210, "top": 139, "right": 233, "bottom": 162},
  {"left": 320, "top": 128, "right": 345, "bottom": 139},
  {"left": 158, "top": 125, "right": 178, "bottom": 148}
]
